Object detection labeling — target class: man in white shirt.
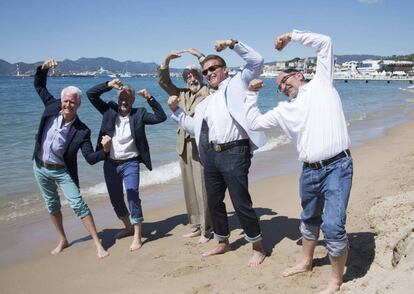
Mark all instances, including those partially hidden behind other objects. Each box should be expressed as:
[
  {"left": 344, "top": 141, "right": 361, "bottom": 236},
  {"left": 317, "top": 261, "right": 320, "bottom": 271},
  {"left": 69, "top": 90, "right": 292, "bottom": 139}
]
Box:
[
  {"left": 168, "top": 39, "right": 267, "bottom": 267},
  {"left": 244, "top": 31, "right": 353, "bottom": 292}
]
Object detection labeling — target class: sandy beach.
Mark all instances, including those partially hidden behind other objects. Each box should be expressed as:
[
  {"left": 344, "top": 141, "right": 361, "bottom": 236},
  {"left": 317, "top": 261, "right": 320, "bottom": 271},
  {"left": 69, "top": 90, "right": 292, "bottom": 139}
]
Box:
[{"left": 1, "top": 115, "right": 414, "bottom": 294}]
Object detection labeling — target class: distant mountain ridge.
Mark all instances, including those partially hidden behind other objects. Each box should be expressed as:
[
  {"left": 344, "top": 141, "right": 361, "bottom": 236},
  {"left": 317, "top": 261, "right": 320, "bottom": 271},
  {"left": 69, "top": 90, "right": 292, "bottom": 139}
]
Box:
[
  {"left": 0, "top": 54, "right": 411, "bottom": 76},
  {"left": 0, "top": 57, "right": 173, "bottom": 76}
]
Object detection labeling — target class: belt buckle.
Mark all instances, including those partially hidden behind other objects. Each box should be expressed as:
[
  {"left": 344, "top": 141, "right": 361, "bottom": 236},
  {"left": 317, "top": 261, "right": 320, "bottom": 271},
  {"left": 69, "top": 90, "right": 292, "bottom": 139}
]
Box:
[
  {"left": 213, "top": 144, "right": 222, "bottom": 152},
  {"left": 309, "top": 162, "right": 321, "bottom": 169}
]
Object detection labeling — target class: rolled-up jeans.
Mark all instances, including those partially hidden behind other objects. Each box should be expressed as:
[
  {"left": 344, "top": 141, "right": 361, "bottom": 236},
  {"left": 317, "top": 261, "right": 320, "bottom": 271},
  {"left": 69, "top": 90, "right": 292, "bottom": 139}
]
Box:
[
  {"left": 33, "top": 160, "right": 90, "bottom": 218},
  {"left": 104, "top": 159, "right": 143, "bottom": 225},
  {"left": 203, "top": 143, "right": 262, "bottom": 243},
  {"left": 299, "top": 156, "right": 353, "bottom": 256}
]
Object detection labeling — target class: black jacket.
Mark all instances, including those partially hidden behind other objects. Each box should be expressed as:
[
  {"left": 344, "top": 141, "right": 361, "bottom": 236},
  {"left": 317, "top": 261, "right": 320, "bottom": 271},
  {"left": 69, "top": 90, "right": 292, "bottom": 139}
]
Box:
[
  {"left": 33, "top": 66, "right": 106, "bottom": 187},
  {"left": 86, "top": 82, "right": 167, "bottom": 170}
]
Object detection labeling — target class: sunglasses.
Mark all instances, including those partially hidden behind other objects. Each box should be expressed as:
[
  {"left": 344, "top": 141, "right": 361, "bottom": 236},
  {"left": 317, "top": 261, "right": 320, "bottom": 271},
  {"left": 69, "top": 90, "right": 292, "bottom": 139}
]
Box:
[
  {"left": 202, "top": 64, "right": 224, "bottom": 76},
  {"left": 277, "top": 72, "right": 297, "bottom": 91}
]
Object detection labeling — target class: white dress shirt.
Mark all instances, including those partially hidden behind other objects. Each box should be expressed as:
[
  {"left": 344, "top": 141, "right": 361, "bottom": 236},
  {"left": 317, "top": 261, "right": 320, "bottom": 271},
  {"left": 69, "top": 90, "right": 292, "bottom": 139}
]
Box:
[
  {"left": 245, "top": 30, "right": 350, "bottom": 163},
  {"left": 171, "top": 41, "right": 267, "bottom": 151},
  {"left": 110, "top": 114, "right": 139, "bottom": 160},
  {"left": 204, "top": 77, "right": 247, "bottom": 143}
]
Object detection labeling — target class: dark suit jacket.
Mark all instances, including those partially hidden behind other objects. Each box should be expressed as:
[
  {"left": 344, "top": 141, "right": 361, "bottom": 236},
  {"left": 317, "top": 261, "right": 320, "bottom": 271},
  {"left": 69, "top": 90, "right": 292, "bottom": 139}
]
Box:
[
  {"left": 86, "top": 82, "right": 167, "bottom": 171},
  {"left": 33, "top": 66, "right": 106, "bottom": 187}
]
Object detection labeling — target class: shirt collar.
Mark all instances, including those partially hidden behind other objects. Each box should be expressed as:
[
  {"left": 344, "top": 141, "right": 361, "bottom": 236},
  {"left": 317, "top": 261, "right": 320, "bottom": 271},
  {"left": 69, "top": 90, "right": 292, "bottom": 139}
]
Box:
[{"left": 58, "top": 111, "right": 76, "bottom": 127}]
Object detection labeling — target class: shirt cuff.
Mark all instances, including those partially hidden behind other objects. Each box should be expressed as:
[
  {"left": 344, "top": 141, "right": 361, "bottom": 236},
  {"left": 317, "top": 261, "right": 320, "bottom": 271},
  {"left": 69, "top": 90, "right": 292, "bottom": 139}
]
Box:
[
  {"left": 198, "top": 55, "right": 205, "bottom": 63},
  {"left": 159, "top": 63, "right": 168, "bottom": 70},
  {"left": 245, "top": 90, "right": 259, "bottom": 102},
  {"left": 173, "top": 107, "right": 183, "bottom": 117}
]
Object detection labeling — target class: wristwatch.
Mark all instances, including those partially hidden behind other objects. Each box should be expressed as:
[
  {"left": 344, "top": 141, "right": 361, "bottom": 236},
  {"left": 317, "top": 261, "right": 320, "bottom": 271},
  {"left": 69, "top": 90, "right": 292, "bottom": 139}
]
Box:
[{"left": 229, "top": 39, "right": 239, "bottom": 49}]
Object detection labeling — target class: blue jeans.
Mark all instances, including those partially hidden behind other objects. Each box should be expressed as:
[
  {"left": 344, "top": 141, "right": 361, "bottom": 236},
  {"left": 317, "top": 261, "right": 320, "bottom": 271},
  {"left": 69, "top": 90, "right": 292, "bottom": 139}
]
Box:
[
  {"left": 203, "top": 143, "right": 262, "bottom": 243},
  {"left": 299, "top": 156, "right": 353, "bottom": 256},
  {"left": 33, "top": 160, "right": 90, "bottom": 218},
  {"left": 103, "top": 159, "right": 143, "bottom": 225}
]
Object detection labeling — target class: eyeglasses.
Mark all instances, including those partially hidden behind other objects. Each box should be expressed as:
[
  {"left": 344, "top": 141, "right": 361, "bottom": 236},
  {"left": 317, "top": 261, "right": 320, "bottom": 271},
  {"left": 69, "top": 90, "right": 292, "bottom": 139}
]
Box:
[
  {"left": 277, "top": 73, "right": 297, "bottom": 92},
  {"left": 202, "top": 64, "right": 224, "bottom": 76}
]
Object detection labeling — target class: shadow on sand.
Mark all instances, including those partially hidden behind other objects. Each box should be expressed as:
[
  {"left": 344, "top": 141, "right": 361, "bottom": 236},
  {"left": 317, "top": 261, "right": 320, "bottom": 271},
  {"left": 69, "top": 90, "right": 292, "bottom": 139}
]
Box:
[
  {"left": 70, "top": 214, "right": 188, "bottom": 250},
  {"left": 292, "top": 231, "right": 376, "bottom": 282},
  {"left": 71, "top": 208, "right": 376, "bottom": 282},
  {"left": 226, "top": 207, "right": 301, "bottom": 255}
]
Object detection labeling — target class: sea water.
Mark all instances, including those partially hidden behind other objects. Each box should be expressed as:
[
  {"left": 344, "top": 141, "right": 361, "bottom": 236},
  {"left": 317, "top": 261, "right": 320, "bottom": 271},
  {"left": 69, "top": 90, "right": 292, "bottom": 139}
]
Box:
[{"left": 0, "top": 76, "right": 413, "bottom": 221}]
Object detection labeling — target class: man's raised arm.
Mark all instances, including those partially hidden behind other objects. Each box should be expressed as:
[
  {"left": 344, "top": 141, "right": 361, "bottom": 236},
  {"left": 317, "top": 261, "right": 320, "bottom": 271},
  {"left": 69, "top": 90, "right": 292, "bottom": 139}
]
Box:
[
  {"left": 215, "top": 39, "right": 264, "bottom": 86},
  {"left": 34, "top": 59, "right": 58, "bottom": 106},
  {"left": 276, "top": 30, "right": 333, "bottom": 84}
]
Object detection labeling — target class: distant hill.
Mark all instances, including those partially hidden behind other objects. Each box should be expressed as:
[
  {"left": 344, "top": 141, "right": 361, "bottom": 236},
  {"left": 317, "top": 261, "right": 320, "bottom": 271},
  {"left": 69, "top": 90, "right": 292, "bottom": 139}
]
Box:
[
  {"left": 0, "top": 57, "right": 165, "bottom": 76},
  {"left": 1, "top": 54, "right": 412, "bottom": 76}
]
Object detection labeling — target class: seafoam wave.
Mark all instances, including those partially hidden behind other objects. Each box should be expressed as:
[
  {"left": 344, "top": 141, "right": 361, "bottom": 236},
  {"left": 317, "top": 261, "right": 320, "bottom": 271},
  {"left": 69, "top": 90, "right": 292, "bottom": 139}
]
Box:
[
  {"left": 348, "top": 112, "right": 368, "bottom": 125},
  {"left": 82, "top": 161, "right": 182, "bottom": 197},
  {"left": 0, "top": 195, "right": 44, "bottom": 221},
  {"left": 399, "top": 86, "right": 414, "bottom": 95},
  {"left": 255, "top": 135, "right": 291, "bottom": 153}
]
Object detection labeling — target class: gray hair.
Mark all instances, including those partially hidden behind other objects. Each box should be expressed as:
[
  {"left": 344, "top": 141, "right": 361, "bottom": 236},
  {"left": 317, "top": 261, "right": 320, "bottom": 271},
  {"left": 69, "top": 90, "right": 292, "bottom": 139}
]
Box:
[
  {"left": 117, "top": 84, "right": 135, "bottom": 99},
  {"left": 182, "top": 64, "right": 203, "bottom": 81},
  {"left": 61, "top": 86, "right": 82, "bottom": 104}
]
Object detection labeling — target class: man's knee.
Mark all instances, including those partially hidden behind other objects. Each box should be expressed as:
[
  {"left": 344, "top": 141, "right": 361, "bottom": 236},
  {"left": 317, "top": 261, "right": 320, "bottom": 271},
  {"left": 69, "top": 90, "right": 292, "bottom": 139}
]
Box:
[{"left": 321, "top": 219, "right": 346, "bottom": 241}]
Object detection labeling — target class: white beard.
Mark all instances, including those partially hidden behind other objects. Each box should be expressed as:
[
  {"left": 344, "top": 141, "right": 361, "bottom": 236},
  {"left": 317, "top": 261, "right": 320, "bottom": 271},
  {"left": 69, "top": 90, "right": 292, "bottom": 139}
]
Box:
[{"left": 189, "top": 84, "right": 201, "bottom": 94}]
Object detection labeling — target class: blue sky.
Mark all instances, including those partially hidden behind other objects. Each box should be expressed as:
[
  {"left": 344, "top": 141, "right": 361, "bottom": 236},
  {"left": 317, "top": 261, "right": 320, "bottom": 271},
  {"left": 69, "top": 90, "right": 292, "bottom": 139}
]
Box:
[{"left": 0, "top": 0, "right": 412, "bottom": 67}]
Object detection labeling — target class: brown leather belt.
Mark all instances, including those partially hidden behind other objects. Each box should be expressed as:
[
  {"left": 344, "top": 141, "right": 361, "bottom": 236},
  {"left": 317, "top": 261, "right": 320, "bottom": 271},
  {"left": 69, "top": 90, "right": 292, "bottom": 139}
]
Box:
[
  {"left": 36, "top": 158, "right": 65, "bottom": 169},
  {"left": 109, "top": 157, "right": 139, "bottom": 164}
]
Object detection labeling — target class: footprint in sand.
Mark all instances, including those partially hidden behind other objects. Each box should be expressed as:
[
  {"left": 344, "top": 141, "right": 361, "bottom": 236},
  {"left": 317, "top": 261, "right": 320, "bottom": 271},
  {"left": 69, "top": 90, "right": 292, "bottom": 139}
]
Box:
[{"left": 162, "top": 265, "right": 205, "bottom": 278}]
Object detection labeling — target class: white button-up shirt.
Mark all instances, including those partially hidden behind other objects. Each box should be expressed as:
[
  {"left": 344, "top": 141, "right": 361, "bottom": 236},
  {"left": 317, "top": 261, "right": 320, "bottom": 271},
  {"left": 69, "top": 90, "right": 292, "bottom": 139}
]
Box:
[
  {"left": 171, "top": 41, "right": 267, "bottom": 151},
  {"left": 204, "top": 77, "right": 247, "bottom": 143},
  {"left": 245, "top": 30, "right": 350, "bottom": 163},
  {"left": 110, "top": 114, "right": 139, "bottom": 160}
]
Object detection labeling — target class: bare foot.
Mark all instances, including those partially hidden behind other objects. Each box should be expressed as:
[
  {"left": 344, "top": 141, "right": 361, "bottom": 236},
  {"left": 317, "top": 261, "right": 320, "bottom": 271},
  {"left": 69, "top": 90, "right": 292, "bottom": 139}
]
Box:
[
  {"left": 50, "top": 240, "right": 69, "bottom": 255},
  {"left": 248, "top": 243, "right": 266, "bottom": 267},
  {"left": 183, "top": 228, "right": 201, "bottom": 238},
  {"left": 282, "top": 261, "right": 312, "bottom": 277},
  {"left": 198, "top": 235, "right": 211, "bottom": 244},
  {"left": 202, "top": 242, "right": 230, "bottom": 257},
  {"left": 115, "top": 227, "right": 134, "bottom": 239},
  {"left": 97, "top": 246, "right": 109, "bottom": 259},
  {"left": 129, "top": 238, "right": 142, "bottom": 251},
  {"left": 317, "top": 281, "right": 341, "bottom": 294}
]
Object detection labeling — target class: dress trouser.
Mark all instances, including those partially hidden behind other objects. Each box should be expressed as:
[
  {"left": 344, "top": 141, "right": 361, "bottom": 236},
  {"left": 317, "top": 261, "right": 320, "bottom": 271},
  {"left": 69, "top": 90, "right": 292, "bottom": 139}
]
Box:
[
  {"left": 180, "top": 137, "right": 212, "bottom": 236},
  {"left": 202, "top": 144, "right": 262, "bottom": 243}
]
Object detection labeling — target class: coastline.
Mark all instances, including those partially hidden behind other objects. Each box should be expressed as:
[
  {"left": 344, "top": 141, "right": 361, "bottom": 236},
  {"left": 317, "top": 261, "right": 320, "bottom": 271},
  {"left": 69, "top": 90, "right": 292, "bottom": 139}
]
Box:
[{"left": 1, "top": 111, "right": 414, "bottom": 292}]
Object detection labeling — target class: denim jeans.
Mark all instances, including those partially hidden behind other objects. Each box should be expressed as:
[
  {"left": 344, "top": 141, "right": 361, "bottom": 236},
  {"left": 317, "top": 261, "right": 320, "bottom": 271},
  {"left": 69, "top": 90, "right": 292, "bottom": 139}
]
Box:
[
  {"left": 33, "top": 160, "right": 90, "bottom": 218},
  {"left": 103, "top": 159, "right": 143, "bottom": 225},
  {"left": 203, "top": 144, "right": 262, "bottom": 243},
  {"left": 299, "top": 156, "right": 353, "bottom": 256}
]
